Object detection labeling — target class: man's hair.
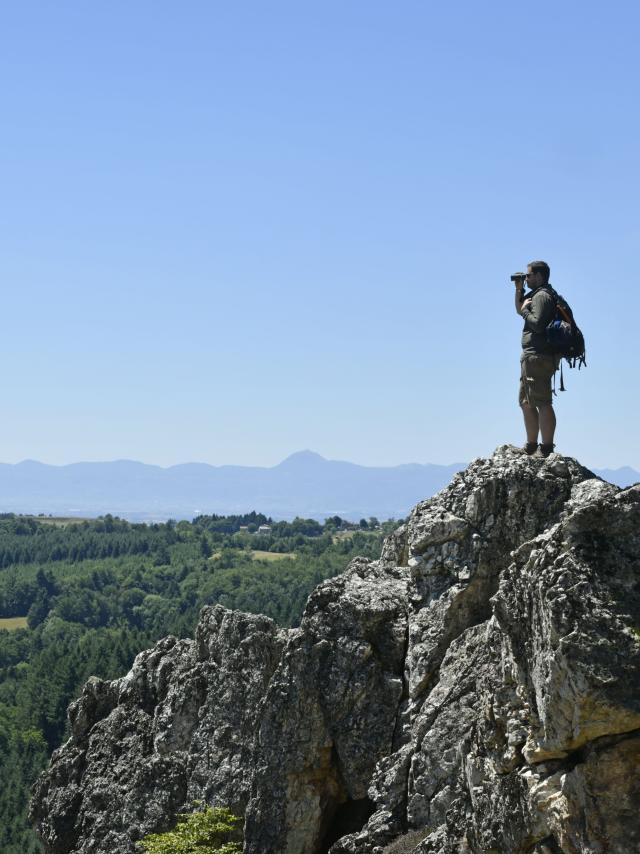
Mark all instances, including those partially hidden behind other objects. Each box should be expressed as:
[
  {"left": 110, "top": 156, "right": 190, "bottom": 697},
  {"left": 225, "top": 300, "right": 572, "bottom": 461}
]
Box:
[{"left": 528, "top": 260, "right": 550, "bottom": 283}]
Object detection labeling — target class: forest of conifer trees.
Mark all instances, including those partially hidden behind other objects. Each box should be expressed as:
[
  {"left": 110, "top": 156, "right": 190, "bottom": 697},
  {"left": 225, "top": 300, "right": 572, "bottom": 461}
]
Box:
[{"left": 0, "top": 511, "right": 398, "bottom": 852}]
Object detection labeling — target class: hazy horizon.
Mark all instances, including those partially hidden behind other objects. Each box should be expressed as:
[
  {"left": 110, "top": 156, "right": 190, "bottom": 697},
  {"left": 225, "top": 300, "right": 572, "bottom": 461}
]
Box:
[
  {"left": 1, "top": 449, "right": 468, "bottom": 469},
  {"left": 0, "top": 448, "right": 637, "bottom": 476}
]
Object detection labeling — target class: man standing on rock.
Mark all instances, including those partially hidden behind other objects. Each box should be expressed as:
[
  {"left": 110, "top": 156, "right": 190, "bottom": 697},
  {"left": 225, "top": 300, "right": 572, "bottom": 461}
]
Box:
[{"left": 514, "top": 260, "right": 558, "bottom": 457}]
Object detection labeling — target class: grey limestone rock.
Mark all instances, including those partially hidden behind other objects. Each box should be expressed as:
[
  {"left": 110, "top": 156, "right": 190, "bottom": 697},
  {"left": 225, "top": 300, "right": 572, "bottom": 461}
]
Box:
[
  {"left": 31, "top": 447, "right": 640, "bottom": 854},
  {"left": 31, "top": 607, "right": 286, "bottom": 853}
]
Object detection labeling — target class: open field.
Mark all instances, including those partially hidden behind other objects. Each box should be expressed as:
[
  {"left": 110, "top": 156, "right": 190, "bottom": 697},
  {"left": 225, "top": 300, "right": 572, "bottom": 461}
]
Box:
[
  {"left": 21, "top": 515, "right": 93, "bottom": 527},
  {"left": 251, "top": 550, "right": 295, "bottom": 561},
  {"left": 0, "top": 616, "right": 29, "bottom": 631},
  {"left": 333, "top": 531, "right": 355, "bottom": 542}
]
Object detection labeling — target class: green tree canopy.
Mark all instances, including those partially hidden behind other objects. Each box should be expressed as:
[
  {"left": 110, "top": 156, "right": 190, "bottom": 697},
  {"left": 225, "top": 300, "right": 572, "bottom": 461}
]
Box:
[{"left": 139, "top": 806, "right": 242, "bottom": 854}]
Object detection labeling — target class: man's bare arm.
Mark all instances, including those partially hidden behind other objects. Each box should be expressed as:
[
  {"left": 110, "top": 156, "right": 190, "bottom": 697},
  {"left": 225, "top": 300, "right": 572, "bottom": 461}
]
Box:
[{"left": 514, "top": 281, "right": 527, "bottom": 315}]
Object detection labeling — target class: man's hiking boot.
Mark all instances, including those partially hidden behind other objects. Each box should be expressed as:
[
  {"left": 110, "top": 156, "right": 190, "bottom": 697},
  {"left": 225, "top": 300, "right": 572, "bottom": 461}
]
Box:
[
  {"left": 537, "top": 443, "right": 556, "bottom": 458},
  {"left": 523, "top": 442, "right": 538, "bottom": 455}
]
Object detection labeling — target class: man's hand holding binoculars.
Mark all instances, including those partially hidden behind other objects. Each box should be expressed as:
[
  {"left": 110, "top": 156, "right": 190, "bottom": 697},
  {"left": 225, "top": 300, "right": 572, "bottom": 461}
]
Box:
[{"left": 511, "top": 272, "right": 530, "bottom": 315}]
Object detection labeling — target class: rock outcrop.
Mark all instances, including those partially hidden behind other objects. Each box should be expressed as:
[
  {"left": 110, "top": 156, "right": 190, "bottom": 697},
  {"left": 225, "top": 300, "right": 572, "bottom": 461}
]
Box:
[{"left": 31, "top": 447, "right": 640, "bottom": 853}]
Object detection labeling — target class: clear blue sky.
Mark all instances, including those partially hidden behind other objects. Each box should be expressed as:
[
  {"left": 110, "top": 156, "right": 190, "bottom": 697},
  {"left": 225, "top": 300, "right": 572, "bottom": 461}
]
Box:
[{"left": 1, "top": 1, "right": 638, "bottom": 470}]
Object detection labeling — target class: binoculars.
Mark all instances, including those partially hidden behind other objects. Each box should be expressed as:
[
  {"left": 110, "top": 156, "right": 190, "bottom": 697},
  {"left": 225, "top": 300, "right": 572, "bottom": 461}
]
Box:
[{"left": 510, "top": 272, "right": 527, "bottom": 282}]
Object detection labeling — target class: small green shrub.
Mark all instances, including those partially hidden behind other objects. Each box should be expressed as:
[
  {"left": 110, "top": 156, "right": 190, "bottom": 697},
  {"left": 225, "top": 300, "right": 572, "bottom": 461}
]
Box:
[{"left": 138, "top": 805, "right": 242, "bottom": 854}]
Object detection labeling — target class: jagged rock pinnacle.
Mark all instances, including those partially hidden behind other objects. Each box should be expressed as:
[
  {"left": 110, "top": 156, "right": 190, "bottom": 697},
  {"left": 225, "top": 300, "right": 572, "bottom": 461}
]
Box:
[{"left": 31, "top": 446, "right": 640, "bottom": 853}]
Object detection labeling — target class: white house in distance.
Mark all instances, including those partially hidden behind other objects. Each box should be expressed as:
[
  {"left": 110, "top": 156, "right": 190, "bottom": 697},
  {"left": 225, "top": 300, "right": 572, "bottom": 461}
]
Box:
[{"left": 257, "top": 525, "right": 272, "bottom": 535}]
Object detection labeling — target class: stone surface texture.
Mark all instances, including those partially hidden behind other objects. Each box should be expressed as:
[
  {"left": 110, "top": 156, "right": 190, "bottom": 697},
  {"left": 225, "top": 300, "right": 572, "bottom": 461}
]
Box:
[{"left": 31, "top": 447, "right": 640, "bottom": 854}]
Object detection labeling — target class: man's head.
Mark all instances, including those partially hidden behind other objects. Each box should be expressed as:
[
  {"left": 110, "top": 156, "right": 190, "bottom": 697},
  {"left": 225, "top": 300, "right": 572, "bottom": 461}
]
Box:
[{"left": 526, "top": 260, "right": 550, "bottom": 288}]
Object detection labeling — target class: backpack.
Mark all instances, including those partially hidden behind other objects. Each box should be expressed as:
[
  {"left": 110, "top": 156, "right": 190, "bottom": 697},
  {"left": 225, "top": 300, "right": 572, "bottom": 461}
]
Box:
[{"left": 543, "top": 286, "right": 586, "bottom": 391}]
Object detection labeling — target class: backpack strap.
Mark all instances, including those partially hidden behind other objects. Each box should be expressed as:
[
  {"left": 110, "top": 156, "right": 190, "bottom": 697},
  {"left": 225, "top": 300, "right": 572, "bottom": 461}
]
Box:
[{"left": 556, "top": 303, "right": 573, "bottom": 325}]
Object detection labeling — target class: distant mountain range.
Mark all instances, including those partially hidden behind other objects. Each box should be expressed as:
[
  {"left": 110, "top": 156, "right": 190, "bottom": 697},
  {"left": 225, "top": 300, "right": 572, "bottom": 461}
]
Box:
[
  {"left": 591, "top": 466, "right": 640, "bottom": 488},
  {"left": 0, "top": 451, "right": 637, "bottom": 522}
]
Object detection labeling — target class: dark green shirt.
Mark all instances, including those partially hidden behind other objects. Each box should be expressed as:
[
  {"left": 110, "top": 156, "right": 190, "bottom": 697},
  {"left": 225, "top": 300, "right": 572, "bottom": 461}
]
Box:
[{"left": 521, "top": 286, "right": 556, "bottom": 356}]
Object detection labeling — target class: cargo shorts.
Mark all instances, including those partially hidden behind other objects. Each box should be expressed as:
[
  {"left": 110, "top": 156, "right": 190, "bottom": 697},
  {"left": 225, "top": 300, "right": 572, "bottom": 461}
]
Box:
[{"left": 519, "top": 354, "right": 557, "bottom": 407}]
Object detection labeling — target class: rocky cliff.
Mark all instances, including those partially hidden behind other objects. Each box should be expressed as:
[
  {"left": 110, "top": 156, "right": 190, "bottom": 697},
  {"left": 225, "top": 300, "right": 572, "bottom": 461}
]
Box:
[{"left": 31, "top": 447, "right": 640, "bottom": 854}]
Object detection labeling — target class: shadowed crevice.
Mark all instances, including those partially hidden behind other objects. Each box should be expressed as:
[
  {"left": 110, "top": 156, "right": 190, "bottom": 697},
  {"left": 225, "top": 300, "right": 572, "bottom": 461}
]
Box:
[{"left": 319, "top": 797, "right": 376, "bottom": 853}]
